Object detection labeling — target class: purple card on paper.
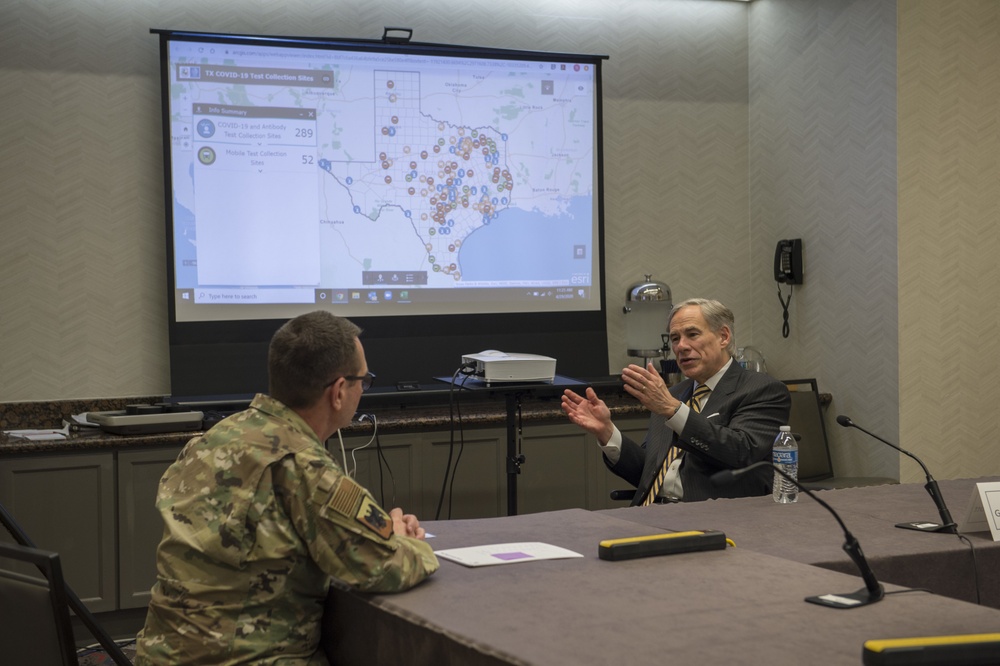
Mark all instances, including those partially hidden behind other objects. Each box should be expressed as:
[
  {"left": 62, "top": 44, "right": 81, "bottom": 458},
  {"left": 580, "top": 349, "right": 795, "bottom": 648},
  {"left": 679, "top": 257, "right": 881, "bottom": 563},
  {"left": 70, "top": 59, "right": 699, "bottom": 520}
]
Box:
[
  {"left": 434, "top": 542, "right": 583, "bottom": 567},
  {"left": 492, "top": 551, "right": 532, "bottom": 561}
]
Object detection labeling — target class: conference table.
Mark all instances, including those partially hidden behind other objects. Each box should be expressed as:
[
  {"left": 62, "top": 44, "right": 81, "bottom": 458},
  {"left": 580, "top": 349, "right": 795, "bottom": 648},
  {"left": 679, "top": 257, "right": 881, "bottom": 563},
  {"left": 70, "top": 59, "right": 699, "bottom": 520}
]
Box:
[
  {"left": 601, "top": 476, "right": 1000, "bottom": 609},
  {"left": 322, "top": 490, "right": 1000, "bottom": 665}
]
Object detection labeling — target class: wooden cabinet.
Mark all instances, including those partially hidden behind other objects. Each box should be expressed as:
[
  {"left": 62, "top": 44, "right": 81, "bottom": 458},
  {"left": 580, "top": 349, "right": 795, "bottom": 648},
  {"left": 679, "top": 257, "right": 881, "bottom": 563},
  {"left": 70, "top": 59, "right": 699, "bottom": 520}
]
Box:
[
  {"left": 117, "top": 447, "right": 182, "bottom": 608},
  {"left": 338, "top": 417, "right": 652, "bottom": 518},
  {"left": 334, "top": 427, "right": 507, "bottom": 520},
  {"left": 419, "top": 427, "right": 507, "bottom": 520},
  {"left": 0, "top": 452, "right": 117, "bottom": 612},
  {"left": 519, "top": 417, "right": 650, "bottom": 512}
]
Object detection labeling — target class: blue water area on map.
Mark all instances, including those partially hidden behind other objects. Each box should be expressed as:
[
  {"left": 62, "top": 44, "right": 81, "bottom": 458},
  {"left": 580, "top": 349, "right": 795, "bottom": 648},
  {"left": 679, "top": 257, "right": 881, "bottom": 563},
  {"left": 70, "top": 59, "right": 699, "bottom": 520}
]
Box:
[{"left": 457, "top": 196, "right": 593, "bottom": 283}]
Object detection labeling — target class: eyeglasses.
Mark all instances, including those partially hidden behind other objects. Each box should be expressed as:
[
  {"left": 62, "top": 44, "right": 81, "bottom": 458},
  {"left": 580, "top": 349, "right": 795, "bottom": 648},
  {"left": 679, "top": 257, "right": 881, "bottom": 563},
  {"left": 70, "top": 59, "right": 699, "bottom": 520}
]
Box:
[{"left": 327, "top": 371, "right": 376, "bottom": 392}]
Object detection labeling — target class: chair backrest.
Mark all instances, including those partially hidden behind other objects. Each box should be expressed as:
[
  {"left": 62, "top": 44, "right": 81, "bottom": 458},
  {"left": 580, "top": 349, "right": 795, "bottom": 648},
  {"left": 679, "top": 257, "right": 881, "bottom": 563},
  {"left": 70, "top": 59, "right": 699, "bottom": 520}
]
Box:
[
  {"left": 0, "top": 541, "right": 78, "bottom": 666},
  {"left": 782, "top": 379, "right": 835, "bottom": 482}
]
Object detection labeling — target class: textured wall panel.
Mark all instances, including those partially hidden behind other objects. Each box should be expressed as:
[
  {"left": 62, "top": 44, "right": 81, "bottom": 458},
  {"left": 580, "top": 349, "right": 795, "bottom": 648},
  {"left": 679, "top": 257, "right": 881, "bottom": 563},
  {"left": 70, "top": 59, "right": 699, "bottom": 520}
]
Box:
[
  {"left": 898, "top": 1, "right": 1000, "bottom": 482},
  {"left": 748, "top": 0, "right": 900, "bottom": 480},
  {"left": 602, "top": 1, "right": 750, "bottom": 374},
  {"left": 0, "top": 0, "right": 749, "bottom": 401}
]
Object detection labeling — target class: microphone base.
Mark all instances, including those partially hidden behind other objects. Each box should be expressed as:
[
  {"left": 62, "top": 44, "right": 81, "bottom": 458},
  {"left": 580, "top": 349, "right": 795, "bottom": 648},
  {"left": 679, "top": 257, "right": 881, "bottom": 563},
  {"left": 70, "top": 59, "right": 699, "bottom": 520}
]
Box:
[
  {"left": 895, "top": 521, "right": 958, "bottom": 534},
  {"left": 805, "top": 585, "right": 884, "bottom": 609}
]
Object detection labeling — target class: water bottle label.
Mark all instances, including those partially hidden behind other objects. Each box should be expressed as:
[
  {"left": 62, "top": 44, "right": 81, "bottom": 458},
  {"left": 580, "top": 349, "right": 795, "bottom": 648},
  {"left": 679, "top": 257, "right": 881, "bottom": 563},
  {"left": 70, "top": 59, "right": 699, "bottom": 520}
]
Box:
[{"left": 773, "top": 449, "right": 797, "bottom": 465}]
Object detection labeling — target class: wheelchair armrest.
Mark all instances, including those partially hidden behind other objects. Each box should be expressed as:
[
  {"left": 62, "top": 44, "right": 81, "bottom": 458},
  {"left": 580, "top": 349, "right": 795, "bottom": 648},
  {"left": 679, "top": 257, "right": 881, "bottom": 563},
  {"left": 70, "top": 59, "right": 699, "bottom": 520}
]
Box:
[{"left": 609, "top": 489, "right": 636, "bottom": 501}]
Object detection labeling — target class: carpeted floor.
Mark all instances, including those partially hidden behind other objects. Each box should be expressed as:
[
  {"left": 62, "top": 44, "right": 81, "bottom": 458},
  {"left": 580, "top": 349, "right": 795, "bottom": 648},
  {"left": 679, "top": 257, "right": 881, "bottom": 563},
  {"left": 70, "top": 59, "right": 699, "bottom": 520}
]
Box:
[{"left": 76, "top": 639, "right": 137, "bottom": 665}]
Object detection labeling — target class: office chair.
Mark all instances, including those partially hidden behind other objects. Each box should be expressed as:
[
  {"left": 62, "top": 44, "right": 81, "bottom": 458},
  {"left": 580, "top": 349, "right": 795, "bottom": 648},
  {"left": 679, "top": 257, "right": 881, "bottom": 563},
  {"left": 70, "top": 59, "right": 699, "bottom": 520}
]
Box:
[
  {"left": 0, "top": 500, "right": 133, "bottom": 665},
  {"left": 783, "top": 379, "right": 897, "bottom": 490},
  {"left": 0, "top": 541, "right": 78, "bottom": 666}
]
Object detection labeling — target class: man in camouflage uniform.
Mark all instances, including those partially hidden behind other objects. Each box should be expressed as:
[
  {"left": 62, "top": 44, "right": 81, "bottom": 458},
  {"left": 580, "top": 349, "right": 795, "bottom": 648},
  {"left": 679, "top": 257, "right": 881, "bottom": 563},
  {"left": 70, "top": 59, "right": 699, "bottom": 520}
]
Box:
[{"left": 135, "top": 311, "right": 439, "bottom": 664}]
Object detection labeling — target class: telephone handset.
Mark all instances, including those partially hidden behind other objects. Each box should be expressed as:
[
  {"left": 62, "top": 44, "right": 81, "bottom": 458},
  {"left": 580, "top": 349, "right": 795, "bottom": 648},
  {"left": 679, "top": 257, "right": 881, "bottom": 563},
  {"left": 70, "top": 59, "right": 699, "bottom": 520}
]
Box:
[
  {"left": 774, "top": 239, "right": 802, "bottom": 339},
  {"left": 774, "top": 239, "right": 803, "bottom": 285}
]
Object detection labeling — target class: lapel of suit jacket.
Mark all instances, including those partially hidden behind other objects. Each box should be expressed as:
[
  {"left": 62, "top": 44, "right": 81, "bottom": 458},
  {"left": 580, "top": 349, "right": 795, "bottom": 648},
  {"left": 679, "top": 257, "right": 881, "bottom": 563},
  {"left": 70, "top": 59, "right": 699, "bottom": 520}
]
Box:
[
  {"left": 675, "top": 366, "right": 737, "bottom": 476},
  {"left": 698, "top": 360, "right": 741, "bottom": 415},
  {"left": 692, "top": 361, "right": 743, "bottom": 414},
  {"left": 673, "top": 377, "right": 696, "bottom": 407}
]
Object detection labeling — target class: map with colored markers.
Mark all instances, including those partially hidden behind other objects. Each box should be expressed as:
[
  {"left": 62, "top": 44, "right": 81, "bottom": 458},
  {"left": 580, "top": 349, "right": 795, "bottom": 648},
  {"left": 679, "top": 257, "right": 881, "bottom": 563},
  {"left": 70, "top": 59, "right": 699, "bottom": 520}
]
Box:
[
  {"left": 326, "top": 70, "right": 515, "bottom": 285},
  {"left": 166, "top": 39, "right": 599, "bottom": 313}
]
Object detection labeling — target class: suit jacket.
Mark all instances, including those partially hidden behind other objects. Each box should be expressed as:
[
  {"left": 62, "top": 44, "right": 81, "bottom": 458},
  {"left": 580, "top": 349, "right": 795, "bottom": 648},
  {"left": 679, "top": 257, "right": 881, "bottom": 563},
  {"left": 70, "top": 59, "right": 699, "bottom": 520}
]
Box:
[{"left": 606, "top": 361, "right": 791, "bottom": 505}]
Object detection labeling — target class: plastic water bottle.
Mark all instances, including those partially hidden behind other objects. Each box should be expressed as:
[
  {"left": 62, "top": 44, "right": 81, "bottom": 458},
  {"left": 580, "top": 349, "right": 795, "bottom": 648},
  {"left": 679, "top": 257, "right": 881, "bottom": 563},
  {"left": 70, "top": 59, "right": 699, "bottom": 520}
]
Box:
[{"left": 772, "top": 425, "right": 798, "bottom": 503}]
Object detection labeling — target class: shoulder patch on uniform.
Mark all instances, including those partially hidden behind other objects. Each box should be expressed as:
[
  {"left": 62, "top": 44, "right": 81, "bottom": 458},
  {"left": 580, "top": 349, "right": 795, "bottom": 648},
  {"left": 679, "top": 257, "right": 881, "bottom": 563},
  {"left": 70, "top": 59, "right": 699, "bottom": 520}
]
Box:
[
  {"left": 356, "top": 496, "right": 393, "bottom": 540},
  {"left": 329, "top": 475, "right": 364, "bottom": 517}
]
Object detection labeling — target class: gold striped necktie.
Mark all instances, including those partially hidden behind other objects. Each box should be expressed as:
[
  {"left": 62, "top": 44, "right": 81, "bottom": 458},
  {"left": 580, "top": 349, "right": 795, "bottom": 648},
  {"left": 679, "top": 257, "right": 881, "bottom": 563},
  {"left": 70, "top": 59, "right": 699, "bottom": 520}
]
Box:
[{"left": 642, "top": 384, "right": 712, "bottom": 506}]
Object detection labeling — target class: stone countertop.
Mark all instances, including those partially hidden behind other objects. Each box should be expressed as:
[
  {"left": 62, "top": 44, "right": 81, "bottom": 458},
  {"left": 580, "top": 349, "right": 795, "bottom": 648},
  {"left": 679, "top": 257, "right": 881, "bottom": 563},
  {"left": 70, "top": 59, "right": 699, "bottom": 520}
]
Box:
[
  {"left": 1, "top": 384, "right": 832, "bottom": 458},
  {"left": 0, "top": 394, "right": 648, "bottom": 457},
  {"left": 0, "top": 395, "right": 167, "bottom": 431}
]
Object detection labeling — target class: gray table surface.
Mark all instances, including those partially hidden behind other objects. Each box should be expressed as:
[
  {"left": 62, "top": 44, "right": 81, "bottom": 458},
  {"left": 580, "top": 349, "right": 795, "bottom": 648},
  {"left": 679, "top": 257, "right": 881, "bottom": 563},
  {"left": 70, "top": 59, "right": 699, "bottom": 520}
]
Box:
[
  {"left": 324, "top": 506, "right": 1000, "bottom": 665},
  {"left": 599, "top": 476, "right": 1000, "bottom": 608}
]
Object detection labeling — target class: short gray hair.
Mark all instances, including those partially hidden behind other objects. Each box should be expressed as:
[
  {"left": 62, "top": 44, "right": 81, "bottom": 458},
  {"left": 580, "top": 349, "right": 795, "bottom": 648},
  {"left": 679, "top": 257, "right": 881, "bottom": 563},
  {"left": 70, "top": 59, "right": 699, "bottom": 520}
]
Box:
[
  {"left": 668, "top": 298, "right": 736, "bottom": 357},
  {"left": 268, "top": 311, "right": 362, "bottom": 409}
]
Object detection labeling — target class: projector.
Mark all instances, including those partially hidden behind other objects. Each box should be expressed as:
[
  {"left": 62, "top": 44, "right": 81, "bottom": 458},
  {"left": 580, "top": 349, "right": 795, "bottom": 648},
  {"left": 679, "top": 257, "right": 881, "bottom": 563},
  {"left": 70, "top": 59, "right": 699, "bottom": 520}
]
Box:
[{"left": 461, "top": 351, "right": 557, "bottom": 384}]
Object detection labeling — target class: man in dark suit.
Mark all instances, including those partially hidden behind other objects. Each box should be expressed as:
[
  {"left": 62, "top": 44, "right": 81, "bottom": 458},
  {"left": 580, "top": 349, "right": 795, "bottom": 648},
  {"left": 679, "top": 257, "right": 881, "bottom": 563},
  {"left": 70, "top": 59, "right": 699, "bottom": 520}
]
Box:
[{"left": 562, "top": 298, "right": 790, "bottom": 504}]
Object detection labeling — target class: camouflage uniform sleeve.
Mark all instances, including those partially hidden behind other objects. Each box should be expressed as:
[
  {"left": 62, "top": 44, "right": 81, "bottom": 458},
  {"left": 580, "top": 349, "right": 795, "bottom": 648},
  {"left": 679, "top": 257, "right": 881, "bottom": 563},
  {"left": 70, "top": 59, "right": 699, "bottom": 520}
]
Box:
[{"left": 276, "top": 455, "right": 439, "bottom": 593}]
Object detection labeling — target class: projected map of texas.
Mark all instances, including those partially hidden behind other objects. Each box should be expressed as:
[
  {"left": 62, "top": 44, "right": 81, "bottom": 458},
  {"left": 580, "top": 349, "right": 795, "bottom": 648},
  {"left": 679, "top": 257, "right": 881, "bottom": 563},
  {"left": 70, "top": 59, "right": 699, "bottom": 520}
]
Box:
[{"left": 326, "top": 70, "right": 513, "bottom": 283}]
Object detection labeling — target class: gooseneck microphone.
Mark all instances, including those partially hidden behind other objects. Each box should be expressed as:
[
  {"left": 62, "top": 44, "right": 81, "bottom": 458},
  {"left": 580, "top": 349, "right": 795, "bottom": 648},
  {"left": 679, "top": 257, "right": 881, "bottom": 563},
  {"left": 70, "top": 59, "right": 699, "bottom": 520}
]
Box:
[
  {"left": 836, "top": 415, "right": 957, "bottom": 534},
  {"left": 712, "top": 462, "right": 884, "bottom": 609}
]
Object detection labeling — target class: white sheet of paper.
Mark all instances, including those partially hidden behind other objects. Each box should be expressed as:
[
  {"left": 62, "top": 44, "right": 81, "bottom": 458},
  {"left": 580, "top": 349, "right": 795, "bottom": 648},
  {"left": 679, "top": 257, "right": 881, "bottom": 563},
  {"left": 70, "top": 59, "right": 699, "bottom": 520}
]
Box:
[
  {"left": 435, "top": 542, "right": 584, "bottom": 567},
  {"left": 3, "top": 427, "right": 69, "bottom": 441}
]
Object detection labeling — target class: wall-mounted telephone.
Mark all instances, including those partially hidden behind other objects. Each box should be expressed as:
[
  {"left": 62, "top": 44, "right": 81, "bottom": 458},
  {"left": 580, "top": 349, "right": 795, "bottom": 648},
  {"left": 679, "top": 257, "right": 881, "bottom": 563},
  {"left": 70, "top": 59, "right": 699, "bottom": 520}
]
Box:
[{"left": 774, "top": 239, "right": 803, "bottom": 285}]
